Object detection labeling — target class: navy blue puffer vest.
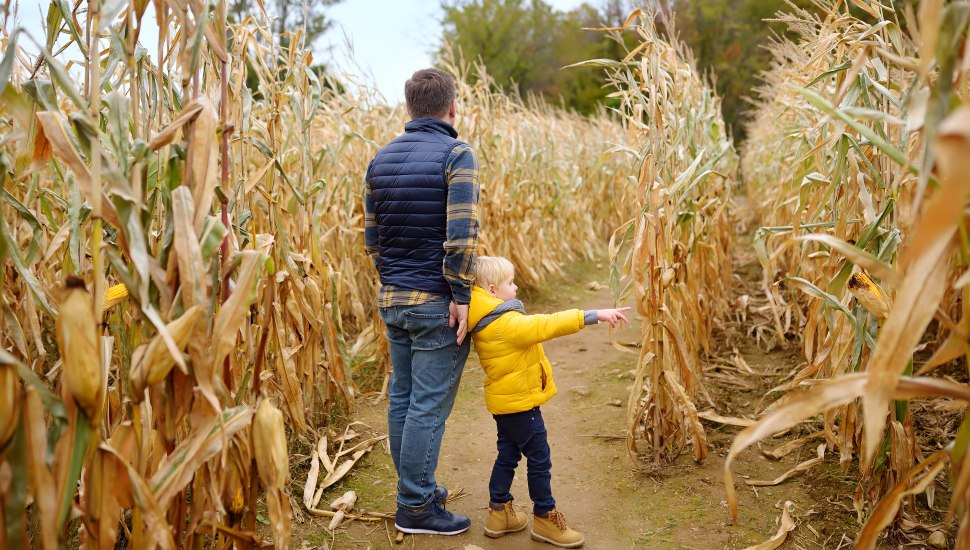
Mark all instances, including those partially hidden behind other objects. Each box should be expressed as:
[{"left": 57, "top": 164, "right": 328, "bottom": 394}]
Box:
[{"left": 366, "top": 118, "right": 464, "bottom": 295}]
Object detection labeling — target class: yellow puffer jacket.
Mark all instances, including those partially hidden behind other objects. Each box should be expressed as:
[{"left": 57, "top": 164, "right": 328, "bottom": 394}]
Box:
[{"left": 468, "top": 285, "right": 586, "bottom": 415}]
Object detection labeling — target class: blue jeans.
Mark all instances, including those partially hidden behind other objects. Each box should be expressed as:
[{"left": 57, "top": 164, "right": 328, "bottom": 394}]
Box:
[
  {"left": 489, "top": 407, "right": 556, "bottom": 515},
  {"left": 380, "top": 299, "right": 470, "bottom": 508}
]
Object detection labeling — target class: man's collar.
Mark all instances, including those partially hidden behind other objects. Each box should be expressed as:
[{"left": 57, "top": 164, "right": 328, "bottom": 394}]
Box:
[{"left": 404, "top": 117, "right": 459, "bottom": 138}]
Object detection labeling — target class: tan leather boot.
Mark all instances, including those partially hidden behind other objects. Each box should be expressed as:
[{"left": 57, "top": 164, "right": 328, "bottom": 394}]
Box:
[
  {"left": 531, "top": 509, "right": 584, "bottom": 548},
  {"left": 484, "top": 500, "right": 528, "bottom": 538}
]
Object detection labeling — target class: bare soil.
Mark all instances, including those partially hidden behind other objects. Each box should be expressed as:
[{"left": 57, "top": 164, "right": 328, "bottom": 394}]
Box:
[{"left": 286, "top": 252, "right": 883, "bottom": 549}]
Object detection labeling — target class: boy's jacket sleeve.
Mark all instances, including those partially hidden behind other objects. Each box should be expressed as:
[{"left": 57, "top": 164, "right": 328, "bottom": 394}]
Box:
[{"left": 503, "top": 309, "right": 585, "bottom": 348}]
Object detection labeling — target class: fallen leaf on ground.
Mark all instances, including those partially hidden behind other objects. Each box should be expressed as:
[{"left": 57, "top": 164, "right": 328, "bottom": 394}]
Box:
[
  {"left": 698, "top": 410, "right": 756, "bottom": 427},
  {"left": 761, "top": 431, "right": 825, "bottom": 460},
  {"left": 745, "top": 444, "right": 825, "bottom": 486},
  {"left": 742, "top": 501, "right": 795, "bottom": 550}
]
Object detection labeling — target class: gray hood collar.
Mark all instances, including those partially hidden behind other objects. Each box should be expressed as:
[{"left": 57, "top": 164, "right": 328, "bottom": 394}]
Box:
[{"left": 470, "top": 299, "right": 526, "bottom": 333}]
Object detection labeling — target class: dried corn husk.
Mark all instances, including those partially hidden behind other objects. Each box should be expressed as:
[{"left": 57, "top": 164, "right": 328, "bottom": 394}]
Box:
[
  {"left": 0, "top": 363, "right": 18, "bottom": 448},
  {"left": 253, "top": 398, "right": 288, "bottom": 491},
  {"left": 129, "top": 305, "right": 203, "bottom": 399},
  {"left": 928, "top": 531, "right": 947, "bottom": 548},
  {"left": 661, "top": 268, "right": 676, "bottom": 288},
  {"left": 327, "top": 490, "right": 357, "bottom": 531},
  {"left": 55, "top": 277, "right": 102, "bottom": 420}
]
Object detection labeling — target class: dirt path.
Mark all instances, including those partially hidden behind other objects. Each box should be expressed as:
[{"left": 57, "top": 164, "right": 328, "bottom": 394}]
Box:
[{"left": 290, "top": 256, "right": 862, "bottom": 549}]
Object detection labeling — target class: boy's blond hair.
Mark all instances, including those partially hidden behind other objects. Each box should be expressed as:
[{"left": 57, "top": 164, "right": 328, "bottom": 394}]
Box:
[{"left": 474, "top": 256, "right": 515, "bottom": 289}]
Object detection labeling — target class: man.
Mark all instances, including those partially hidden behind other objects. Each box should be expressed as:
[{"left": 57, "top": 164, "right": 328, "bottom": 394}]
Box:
[{"left": 363, "top": 68, "right": 479, "bottom": 535}]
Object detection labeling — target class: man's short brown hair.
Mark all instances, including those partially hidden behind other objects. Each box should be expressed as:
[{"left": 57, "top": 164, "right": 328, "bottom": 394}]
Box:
[{"left": 404, "top": 69, "right": 456, "bottom": 119}]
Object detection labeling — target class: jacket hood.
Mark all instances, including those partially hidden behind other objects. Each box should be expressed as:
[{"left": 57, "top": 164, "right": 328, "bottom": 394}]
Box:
[{"left": 469, "top": 285, "right": 505, "bottom": 330}]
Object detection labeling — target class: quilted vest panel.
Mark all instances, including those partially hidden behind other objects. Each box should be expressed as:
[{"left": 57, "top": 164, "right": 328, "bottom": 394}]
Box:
[{"left": 367, "top": 117, "right": 464, "bottom": 295}]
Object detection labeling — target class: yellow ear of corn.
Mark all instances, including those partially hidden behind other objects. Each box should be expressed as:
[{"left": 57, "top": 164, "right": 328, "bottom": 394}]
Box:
[
  {"left": 252, "top": 398, "right": 288, "bottom": 491},
  {"left": 222, "top": 461, "right": 245, "bottom": 516},
  {"left": 229, "top": 486, "right": 245, "bottom": 516},
  {"left": 101, "top": 283, "right": 129, "bottom": 314},
  {"left": 0, "top": 364, "right": 19, "bottom": 449},
  {"left": 848, "top": 272, "right": 892, "bottom": 320},
  {"left": 129, "top": 305, "right": 204, "bottom": 399},
  {"left": 55, "top": 276, "right": 102, "bottom": 420}
]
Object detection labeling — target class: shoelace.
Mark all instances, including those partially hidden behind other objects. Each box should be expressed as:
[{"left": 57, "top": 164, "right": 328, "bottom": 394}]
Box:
[
  {"left": 503, "top": 502, "right": 515, "bottom": 526},
  {"left": 547, "top": 510, "right": 568, "bottom": 532}
]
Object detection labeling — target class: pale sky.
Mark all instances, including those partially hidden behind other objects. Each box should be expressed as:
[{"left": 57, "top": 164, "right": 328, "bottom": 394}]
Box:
[
  {"left": 322, "top": 0, "right": 592, "bottom": 104},
  {"left": 9, "top": 0, "right": 592, "bottom": 104}
]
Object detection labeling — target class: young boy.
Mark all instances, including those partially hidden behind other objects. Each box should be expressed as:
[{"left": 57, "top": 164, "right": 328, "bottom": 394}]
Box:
[{"left": 468, "top": 256, "right": 629, "bottom": 548}]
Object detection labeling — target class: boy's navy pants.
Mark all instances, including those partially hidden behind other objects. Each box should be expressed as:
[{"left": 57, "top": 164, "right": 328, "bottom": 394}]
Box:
[{"left": 489, "top": 407, "right": 556, "bottom": 515}]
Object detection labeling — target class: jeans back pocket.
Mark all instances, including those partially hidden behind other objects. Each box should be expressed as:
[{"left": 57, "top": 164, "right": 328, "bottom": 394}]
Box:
[{"left": 405, "top": 304, "right": 452, "bottom": 350}]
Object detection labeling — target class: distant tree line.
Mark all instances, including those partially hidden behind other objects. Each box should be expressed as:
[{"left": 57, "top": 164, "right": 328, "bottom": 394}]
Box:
[
  {"left": 228, "top": 0, "right": 342, "bottom": 50},
  {"left": 438, "top": 0, "right": 834, "bottom": 141},
  {"left": 242, "top": 0, "right": 902, "bottom": 140}
]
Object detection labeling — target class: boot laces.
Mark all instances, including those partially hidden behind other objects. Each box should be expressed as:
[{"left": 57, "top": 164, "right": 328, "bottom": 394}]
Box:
[
  {"left": 548, "top": 510, "right": 568, "bottom": 531},
  {"left": 503, "top": 501, "right": 515, "bottom": 524}
]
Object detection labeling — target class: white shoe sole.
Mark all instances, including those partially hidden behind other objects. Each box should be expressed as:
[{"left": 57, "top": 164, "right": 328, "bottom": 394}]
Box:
[
  {"left": 531, "top": 531, "right": 585, "bottom": 548},
  {"left": 484, "top": 522, "right": 528, "bottom": 538},
  {"left": 394, "top": 523, "right": 470, "bottom": 536}
]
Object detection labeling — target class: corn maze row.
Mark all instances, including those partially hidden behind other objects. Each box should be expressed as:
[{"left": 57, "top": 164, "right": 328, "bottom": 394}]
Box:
[{"left": 0, "top": 1, "right": 969, "bottom": 548}]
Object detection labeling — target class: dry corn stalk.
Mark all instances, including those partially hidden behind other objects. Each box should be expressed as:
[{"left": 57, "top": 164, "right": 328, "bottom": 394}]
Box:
[
  {"left": 735, "top": 0, "right": 970, "bottom": 545},
  {"left": 0, "top": 0, "right": 633, "bottom": 547},
  {"left": 589, "top": 8, "right": 738, "bottom": 462}
]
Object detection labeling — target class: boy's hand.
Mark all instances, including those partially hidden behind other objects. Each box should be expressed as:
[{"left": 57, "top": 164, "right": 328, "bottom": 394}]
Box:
[
  {"left": 597, "top": 307, "right": 631, "bottom": 328},
  {"left": 450, "top": 302, "right": 469, "bottom": 345}
]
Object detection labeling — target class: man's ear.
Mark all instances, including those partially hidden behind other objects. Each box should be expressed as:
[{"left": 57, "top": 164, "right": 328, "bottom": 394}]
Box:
[{"left": 448, "top": 98, "right": 456, "bottom": 119}]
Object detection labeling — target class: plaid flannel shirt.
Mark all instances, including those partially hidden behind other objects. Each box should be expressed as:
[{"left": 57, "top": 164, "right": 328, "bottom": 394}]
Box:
[{"left": 364, "top": 143, "right": 480, "bottom": 307}]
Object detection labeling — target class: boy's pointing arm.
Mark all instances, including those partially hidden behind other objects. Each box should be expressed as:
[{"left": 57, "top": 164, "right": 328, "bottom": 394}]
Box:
[{"left": 505, "top": 309, "right": 586, "bottom": 348}]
